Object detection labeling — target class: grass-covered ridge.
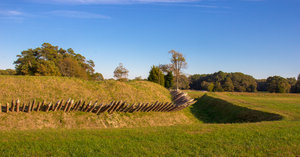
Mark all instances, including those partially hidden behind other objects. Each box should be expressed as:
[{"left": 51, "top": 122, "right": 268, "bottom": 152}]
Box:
[
  {"left": 0, "top": 75, "right": 172, "bottom": 103},
  {"left": 0, "top": 91, "right": 300, "bottom": 156}
]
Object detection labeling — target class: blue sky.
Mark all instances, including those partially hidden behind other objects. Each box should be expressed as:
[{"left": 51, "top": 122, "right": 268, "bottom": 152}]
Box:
[{"left": 0, "top": 0, "right": 299, "bottom": 79}]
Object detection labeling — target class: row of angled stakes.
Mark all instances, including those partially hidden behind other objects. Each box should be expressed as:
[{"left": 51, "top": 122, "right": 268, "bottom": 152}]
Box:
[
  {"left": 170, "top": 90, "right": 197, "bottom": 109},
  {"left": 0, "top": 99, "right": 190, "bottom": 114}
]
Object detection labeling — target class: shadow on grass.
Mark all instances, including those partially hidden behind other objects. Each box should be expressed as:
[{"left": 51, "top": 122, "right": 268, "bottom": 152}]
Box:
[{"left": 190, "top": 94, "right": 283, "bottom": 123}]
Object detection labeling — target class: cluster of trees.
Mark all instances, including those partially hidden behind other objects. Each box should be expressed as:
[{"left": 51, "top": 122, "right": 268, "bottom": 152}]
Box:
[
  {"left": 148, "top": 66, "right": 174, "bottom": 88},
  {"left": 147, "top": 50, "right": 189, "bottom": 89},
  {"left": 189, "top": 71, "right": 257, "bottom": 92},
  {"left": 257, "top": 75, "right": 300, "bottom": 93},
  {"left": 13, "top": 43, "right": 104, "bottom": 80},
  {"left": 0, "top": 69, "right": 16, "bottom": 75}
]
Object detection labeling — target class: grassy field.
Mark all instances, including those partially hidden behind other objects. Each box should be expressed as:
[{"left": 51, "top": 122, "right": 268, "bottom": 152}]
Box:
[{"left": 0, "top": 84, "right": 300, "bottom": 156}]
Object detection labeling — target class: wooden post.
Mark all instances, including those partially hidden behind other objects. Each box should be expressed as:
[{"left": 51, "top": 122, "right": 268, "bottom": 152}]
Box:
[
  {"left": 136, "top": 103, "right": 144, "bottom": 112},
  {"left": 16, "top": 99, "right": 20, "bottom": 112},
  {"left": 140, "top": 103, "right": 149, "bottom": 112},
  {"left": 153, "top": 102, "right": 162, "bottom": 112},
  {"left": 159, "top": 102, "right": 170, "bottom": 112},
  {"left": 99, "top": 104, "right": 108, "bottom": 113},
  {"left": 63, "top": 99, "right": 70, "bottom": 112},
  {"left": 79, "top": 101, "right": 86, "bottom": 111},
  {"left": 53, "top": 100, "right": 60, "bottom": 112},
  {"left": 119, "top": 103, "right": 129, "bottom": 112},
  {"left": 95, "top": 104, "right": 103, "bottom": 115},
  {"left": 161, "top": 103, "right": 171, "bottom": 112},
  {"left": 101, "top": 101, "right": 114, "bottom": 113},
  {"left": 107, "top": 101, "right": 121, "bottom": 114},
  {"left": 45, "top": 102, "right": 52, "bottom": 112},
  {"left": 21, "top": 103, "right": 25, "bottom": 112},
  {"left": 164, "top": 103, "right": 174, "bottom": 112},
  {"left": 57, "top": 100, "right": 64, "bottom": 111},
  {"left": 30, "top": 100, "right": 35, "bottom": 112},
  {"left": 74, "top": 100, "right": 82, "bottom": 111},
  {"left": 149, "top": 101, "right": 158, "bottom": 112},
  {"left": 11, "top": 100, "right": 14, "bottom": 112},
  {"left": 6, "top": 103, "right": 9, "bottom": 113},
  {"left": 158, "top": 102, "right": 169, "bottom": 112},
  {"left": 88, "top": 101, "right": 97, "bottom": 113},
  {"left": 66, "top": 100, "right": 74, "bottom": 112},
  {"left": 28, "top": 101, "right": 32, "bottom": 113},
  {"left": 83, "top": 101, "right": 91, "bottom": 112},
  {"left": 111, "top": 101, "right": 123, "bottom": 113},
  {"left": 125, "top": 104, "right": 133, "bottom": 113},
  {"left": 71, "top": 102, "right": 78, "bottom": 111},
  {"left": 147, "top": 103, "right": 155, "bottom": 112},
  {"left": 156, "top": 102, "right": 166, "bottom": 112},
  {"left": 132, "top": 104, "right": 141, "bottom": 113},
  {"left": 36, "top": 102, "right": 41, "bottom": 112},
  {"left": 167, "top": 104, "right": 176, "bottom": 112},
  {"left": 115, "top": 101, "right": 124, "bottom": 112},
  {"left": 106, "top": 101, "right": 116, "bottom": 113}
]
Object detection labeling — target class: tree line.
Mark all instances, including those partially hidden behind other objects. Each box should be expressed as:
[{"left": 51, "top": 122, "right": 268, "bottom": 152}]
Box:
[
  {"left": 0, "top": 43, "right": 299, "bottom": 93},
  {"left": 189, "top": 72, "right": 300, "bottom": 93},
  {"left": 189, "top": 71, "right": 257, "bottom": 92}
]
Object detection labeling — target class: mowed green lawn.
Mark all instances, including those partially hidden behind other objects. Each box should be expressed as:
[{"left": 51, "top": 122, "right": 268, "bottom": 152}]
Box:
[{"left": 1, "top": 91, "right": 300, "bottom": 157}]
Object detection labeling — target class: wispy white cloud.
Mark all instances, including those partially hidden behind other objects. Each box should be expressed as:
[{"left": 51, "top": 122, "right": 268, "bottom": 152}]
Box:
[
  {"left": 49, "top": 10, "right": 110, "bottom": 19},
  {"left": 0, "top": 10, "right": 23, "bottom": 16},
  {"left": 0, "top": 10, "right": 26, "bottom": 22}
]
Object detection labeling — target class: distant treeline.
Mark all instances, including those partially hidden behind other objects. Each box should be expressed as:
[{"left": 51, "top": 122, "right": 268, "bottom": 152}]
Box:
[
  {"left": 189, "top": 71, "right": 300, "bottom": 93},
  {"left": 189, "top": 71, "right": 257, "bottom": 92},
  {"left": 1, "top": 43, "right": 299, "bottom": 93}
]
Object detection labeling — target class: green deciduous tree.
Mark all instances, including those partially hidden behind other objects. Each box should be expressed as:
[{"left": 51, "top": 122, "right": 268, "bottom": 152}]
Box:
[
  {"left": 214, "top": 81, "right": 224, "bottom": 92},
  {"left": 223, "top": 77, "right": 234, "bottom": 92},
  {"left": 169, "top": 50, "right": 187, "bottom": 90},
  {"left": 266, "top": 76, "right": 291, "bottom": 93},
  {"left": 175, "top": 74, "right": 190, "bottom": 89},
  {"left": 14, "top": 43, "right": 102, "bottom": 80},
  {"left": 207, "top": 83, "right": 214, "bottom": 92}
]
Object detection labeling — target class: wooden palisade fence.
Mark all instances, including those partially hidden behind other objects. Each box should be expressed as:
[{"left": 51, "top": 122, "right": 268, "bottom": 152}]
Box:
[{"left": 0, "top": 90, "right": 196, "bottom": 114}]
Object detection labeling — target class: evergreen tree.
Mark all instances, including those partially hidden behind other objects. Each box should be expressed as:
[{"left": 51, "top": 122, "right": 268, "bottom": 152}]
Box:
[
  {"left": 148, "top": 66, "right": 165, "bottom": 86},
  {"left": 164, "top": 71, "right": 174, "bottom": 89}
]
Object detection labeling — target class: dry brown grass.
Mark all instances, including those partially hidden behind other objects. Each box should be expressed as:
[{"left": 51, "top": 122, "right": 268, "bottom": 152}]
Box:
[
  {"left": 0, "top": 75, "right": 171, "bottom": 104},
  {"left": 0, "top": 111, "right": 193, "bottom": 130}
]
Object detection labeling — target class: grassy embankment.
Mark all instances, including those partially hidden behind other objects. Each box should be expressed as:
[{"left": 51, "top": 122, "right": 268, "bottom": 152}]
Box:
[
  {"left": 0, "top": 75, "right": 193, "bottom": 129},
  {"left": 0, "top": 76, "right": 300, "bottom": 156}
]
